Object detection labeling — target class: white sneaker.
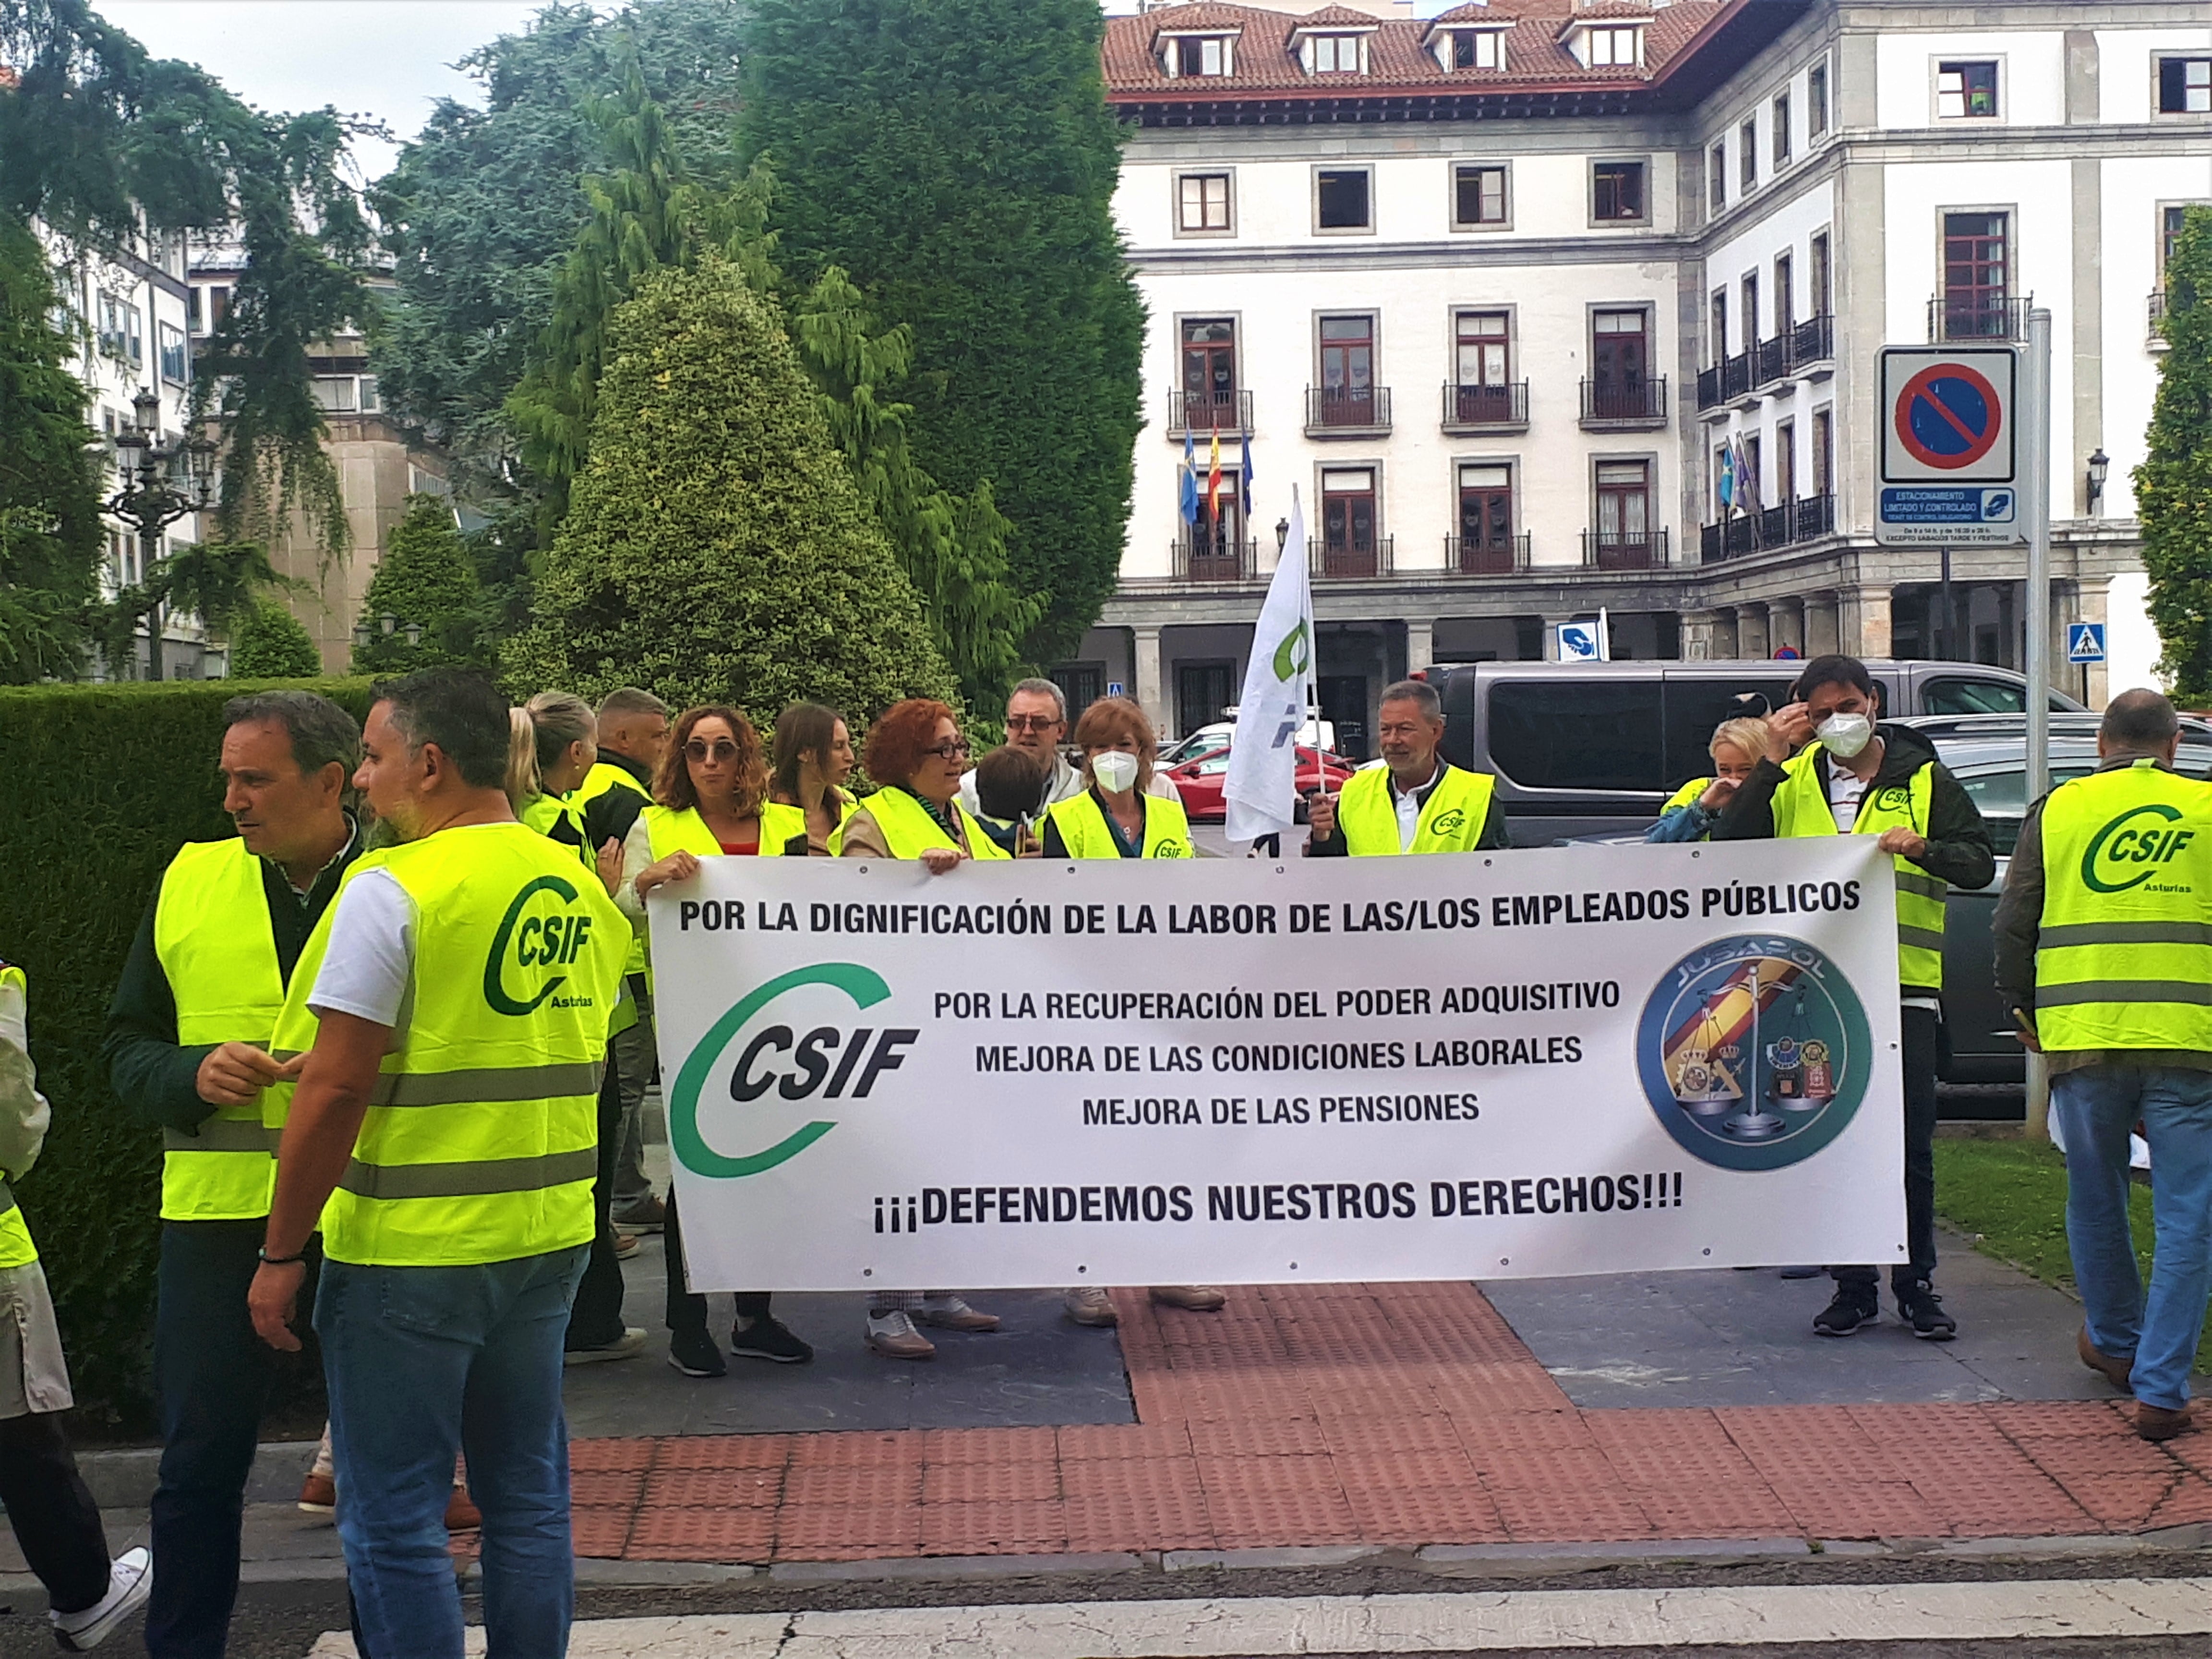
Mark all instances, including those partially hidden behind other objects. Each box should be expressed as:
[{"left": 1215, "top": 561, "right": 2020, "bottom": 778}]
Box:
[
  {"left": 1064, "top": 1286, "right": 1118, "bottom": 1327},
  {"left": 51, "top": 1547, "right": 150, "bottom": 1652}
]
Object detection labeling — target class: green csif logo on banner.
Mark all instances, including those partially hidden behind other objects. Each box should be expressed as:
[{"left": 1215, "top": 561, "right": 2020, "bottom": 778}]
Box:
[
  {"left": 671, "top": 963, "right": 917, "bottom": 1178},
  {"left": 2080, "top": 804, "right": 2196, "bottom": 895},
  {"left": 1272, "top": 619, "right": 1311, "bottom": 682}
]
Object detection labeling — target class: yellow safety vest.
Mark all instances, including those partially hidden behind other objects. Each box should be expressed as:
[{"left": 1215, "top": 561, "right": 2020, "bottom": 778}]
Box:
[
  {"left": 520, "top": 792, "right": 592, "bottom": 868},
  {"left": 154, "top": 839, "right": 284, "bottom": 1221},
  {"left": 641, "top": 801, "right": 805, "bottom": 862},
  {"left": 1664, "top": 778, "right": 1711, "bottom": 814},
  {"left": 1048, "top": 790, "right": 1194, "bottom": 859},
  {"left": 0, "top": 967, "right": 40, "bottom": 1269},
  {"left": 2033, "top": 759, "right": 2212, "bottom": 1052},
  {"left": 859, "top": 788, "right": 1012, "bottom": 861},
  {"left": 1336, "top": 764, "right": 1497, "bottom": 855},
  {"left": 268, "top": 823, "right": 627, "bottom": 1267},
  {"left": 574, "top": 761, "right": 653, "bottom": 977},
  {"left": 1770, "top": 742, "right": 1946, "bottom": 992}
]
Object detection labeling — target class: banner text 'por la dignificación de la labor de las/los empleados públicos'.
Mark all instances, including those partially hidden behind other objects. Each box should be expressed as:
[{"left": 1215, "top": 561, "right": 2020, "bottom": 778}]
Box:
[{"left": 649, "top": 839, "right": 1906, "bottom": 1291}]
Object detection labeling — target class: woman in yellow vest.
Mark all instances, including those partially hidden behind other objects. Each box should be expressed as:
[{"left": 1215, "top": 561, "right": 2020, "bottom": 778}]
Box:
[
  {"left": 505, "top": 691, "right": 615, "bottom": 886},
  {"left": 1039, "top": 696, "right": 1194, "bottom": 860},
  {"left": 0, "top": 962, "right": 153, "bottom": 1648},
  {"left": 1646, "top": 717, "right": 1771, "bottom": 843},
  {"left": 839, "top": 699, "right": 1005, "bottom": 1357},
  {"left": 618, "top": 706, "right": 812, "bottom": 1378},
  {"left": 769, "top": 702, "right": 857, "bottom": 856}
]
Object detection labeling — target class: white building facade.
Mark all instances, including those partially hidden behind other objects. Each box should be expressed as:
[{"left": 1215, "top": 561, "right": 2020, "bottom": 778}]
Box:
[{"left": 1072, "top": 0, "right": 2209, "bottom": 753}]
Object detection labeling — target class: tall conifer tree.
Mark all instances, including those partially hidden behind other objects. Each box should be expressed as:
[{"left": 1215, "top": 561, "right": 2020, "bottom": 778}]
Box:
[{"left": 2140, "top": 207, "right": 2212, "bottom": 702}]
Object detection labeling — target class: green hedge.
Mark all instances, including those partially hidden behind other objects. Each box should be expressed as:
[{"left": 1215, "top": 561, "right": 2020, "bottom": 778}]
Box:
[{"left": 0, "top": 677, "right": 372, "bottom": 1427}]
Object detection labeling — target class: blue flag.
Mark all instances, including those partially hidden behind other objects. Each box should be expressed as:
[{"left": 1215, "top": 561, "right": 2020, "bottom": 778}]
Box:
[
  {"left": 1179, "top": 429, "right": 1199, "bottom": 525},
  {"left": 1240, "top": 437, "right": 1254, "bottom": 517}
]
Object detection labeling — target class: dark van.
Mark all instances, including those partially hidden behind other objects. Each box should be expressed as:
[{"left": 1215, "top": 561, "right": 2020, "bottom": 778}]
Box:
[{"left": 1430, "top": 659, "right": 2084, "bottom": 845}]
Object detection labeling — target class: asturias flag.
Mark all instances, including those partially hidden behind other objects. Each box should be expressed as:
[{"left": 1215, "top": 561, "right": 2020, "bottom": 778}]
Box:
[{"left": 1179, "top": 429, "right": 1198, "bottom": 524}]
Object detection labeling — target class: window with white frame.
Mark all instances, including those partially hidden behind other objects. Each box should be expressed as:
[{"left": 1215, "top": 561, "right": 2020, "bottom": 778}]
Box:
[
  {"left": 1937, "top": 60, "right": 1999, "bottom": 119},
  {"left": 1177, "top": 173, "right": 1232, "bottom": 234},
  {"left": 1166, "top": 35, "right": 1232, "bottom": 77},
  {"left": 1584, "top": 26, "right": 1642, "bottom": 68},
  {"left": 1442, "top": 29, "right": 1503, "bottom": 71},
  {"left": 158, "top": 322, "right": 187, "bottom": 385},
  {"left": 1306, "top": 34, "right": 1366, "bottom": 74},
  {"left": 2158, "top": 56, "right": 2211, "bottom": 115}
]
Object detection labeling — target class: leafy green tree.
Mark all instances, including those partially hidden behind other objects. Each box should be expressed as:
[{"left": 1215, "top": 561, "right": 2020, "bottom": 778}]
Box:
[
  {"left": 793, "top": 268, "right": 1037, "bottom": 713},
  {"left": 227, "top": 601, "right": 321, "bottom": 678},
  {"left": 352, "top": 495, "right": 482, "bottom": 672},
  {"left": 505, "top": 260, "right": 955, "bottom": 721},
  {"left": 2140, "top": 206, "right": 2212, "bottom": 703},
  {"left": 0, "top": 218, "right": 99, "bottom": 681},
  {"left": 370, "top": 0, "right": 753, "bottom": 494},
  {"left": 1, "top": 0, "right": 371, "bottom": 559},
  {"left": 89, "top": 540, "right": 289, "bottom": 681},
  {"left": 739, "top": 0, "right": 1144, "bottom": 663}
]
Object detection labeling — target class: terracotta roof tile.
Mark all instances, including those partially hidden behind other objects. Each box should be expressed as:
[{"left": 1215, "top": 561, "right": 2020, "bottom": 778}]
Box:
[
  {"left": 1289, "top": 5, "right": 1391, "bottom": 28},
  {"left": 1106, "top": 0, "right": 1724, "bottom": 98}
]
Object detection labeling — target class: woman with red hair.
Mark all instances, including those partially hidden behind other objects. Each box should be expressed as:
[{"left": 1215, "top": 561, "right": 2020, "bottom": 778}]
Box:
[{"left": 840, "top": 699, "right": 1005, "bottom": 1357}]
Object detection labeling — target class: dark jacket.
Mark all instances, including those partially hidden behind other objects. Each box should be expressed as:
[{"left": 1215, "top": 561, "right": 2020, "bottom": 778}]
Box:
[
  {"left": 1308, "top": 762, "right": 1510, "bottom": 856},
  {"left": 103, "top": 820, "right": 362, "bottom": 1137},
  {"left": 1992, "top": 755, "right": 2212, "bottom": 1074},
  {"left": 580, "top": 749, "right": 655, "bottom": 852}
]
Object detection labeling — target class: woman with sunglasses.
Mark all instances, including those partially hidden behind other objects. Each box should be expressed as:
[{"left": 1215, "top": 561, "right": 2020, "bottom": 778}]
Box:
[
  {"left": 769, "top": 702, "right": 857, "bottom": 856},
  {"left": 619, "top": 706, "right": 814, "bottom": 1377},
  {"left": 839, "top": 699, "right": 1007, "bottom": 1357}
]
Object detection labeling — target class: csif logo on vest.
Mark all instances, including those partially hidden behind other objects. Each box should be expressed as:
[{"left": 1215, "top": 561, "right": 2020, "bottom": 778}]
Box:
[
  {"left": 1873, "top": 786, "right": 1914, "bottom": 815},
  {"left": 1429, "top": 807, "right": 1467, "bottom": 839},
  {"left": 2080, "top": 803, "right": 2198, "bottom": 895},
  {"left": 483, "top": 875, "right": 600, "bottom": 1016},
  {"left": 670, "top": 963, "right": 917, "bottom": 1178}
]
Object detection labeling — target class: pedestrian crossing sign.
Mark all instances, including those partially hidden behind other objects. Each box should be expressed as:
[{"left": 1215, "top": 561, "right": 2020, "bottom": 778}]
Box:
[{"left": 2066, "top": 622, "right": 2105, "bottom": 665}]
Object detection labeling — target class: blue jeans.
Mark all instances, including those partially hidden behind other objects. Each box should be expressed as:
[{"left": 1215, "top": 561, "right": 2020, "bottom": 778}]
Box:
[
  {"left": 315, "top": 1246, "right": 589, "bottom": 1659},
  {"left": 2053, "top": 1064, "right": 2212, "bottom": 1412}
]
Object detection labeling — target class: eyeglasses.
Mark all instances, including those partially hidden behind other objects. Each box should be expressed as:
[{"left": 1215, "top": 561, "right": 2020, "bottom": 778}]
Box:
[
  {"left": 685, "top": 740, "right": 739, "bottom": 763},
  {"left": 1004, "top": 716, "right": 1062, "bottom": 733},
  {"left": 924, "top": 740, "right": 972, "bottom": 760}
]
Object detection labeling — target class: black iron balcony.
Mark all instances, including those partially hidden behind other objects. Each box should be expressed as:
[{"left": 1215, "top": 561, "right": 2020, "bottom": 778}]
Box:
[
  {"left": 1581, "top": 528, "right": 1669, "bottom": 570},
  {"left": 1443, "top": 533, "right": 1530, "bottom": 575},
  {"left": 1578, "top": 375, "right": 1669, "bottom": 429},
  {"left": 1441, "top": 381, "right": 1529, "bottom": 431},
  {"left": 1305, "top": 385, "right": 1392, "bottom": 435},
  {"left": 1698, "top": 494, "right": 1836, "bottom": 563},
  {"left": 1308, "top": 536, "right": 1395, "bottom": 580},
  {"left": 1170, "top": 537, "right": 1257, "bottom": 583},
  {"left": 1719, "top": 353, "right": 1752, "bottom": 402},
  {"left": 2149, "top": 290, "right": 2169, "bottom": 349},
  {"left": 1696, "top": 365, "right": 1722, "bottom": 411},
  {"left": 1755, "top": 336, "right": 1787, "bottom": 387},
  {"left": 1789, "top": 313, "right": 1834, "bottom": 370},
  {"left": 1928, "top": 294, "right": 2032, "bottom": 343},
  {"left": 1168, "top": 387, "right": 1253, "bottom": 435}
]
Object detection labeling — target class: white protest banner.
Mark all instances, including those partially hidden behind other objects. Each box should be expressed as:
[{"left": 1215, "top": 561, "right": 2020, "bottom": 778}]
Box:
[{"left": 649, "top": 839, "right": 1904, "bottom": 1290}]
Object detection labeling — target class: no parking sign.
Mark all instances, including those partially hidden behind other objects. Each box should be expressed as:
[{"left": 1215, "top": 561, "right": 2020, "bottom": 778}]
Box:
[{"left": 1876, "top": 346, "right": 2022, "bottom": 546}]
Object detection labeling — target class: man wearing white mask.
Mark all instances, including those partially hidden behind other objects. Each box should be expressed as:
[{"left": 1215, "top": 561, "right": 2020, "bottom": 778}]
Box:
[{"left": 1714, "top": 654, "right": 1994, "bottom": 1342}]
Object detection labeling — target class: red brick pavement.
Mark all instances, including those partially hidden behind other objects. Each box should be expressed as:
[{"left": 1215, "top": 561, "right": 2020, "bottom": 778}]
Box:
[{"left": 561, "top": 1282, "right": 2212, "bottom": 1564}]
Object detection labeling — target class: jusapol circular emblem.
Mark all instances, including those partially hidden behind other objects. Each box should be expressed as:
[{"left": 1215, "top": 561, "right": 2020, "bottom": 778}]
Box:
[{"left": 1635, "top": 934, "right": 1872, "bottom": 1171}]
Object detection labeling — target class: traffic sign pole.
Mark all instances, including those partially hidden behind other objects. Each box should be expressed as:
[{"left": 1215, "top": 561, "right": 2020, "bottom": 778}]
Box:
[{"left": 2021, "top": 308, "right": 2053, "bottom": 1142}]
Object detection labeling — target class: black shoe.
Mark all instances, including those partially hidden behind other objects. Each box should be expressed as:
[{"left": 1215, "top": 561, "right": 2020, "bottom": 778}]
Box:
[
  {"left": 667, "top": 1327, "right": 726, "bottom": 1377},
  {"left": 730, "top": 1315, "right": 813, "bottom": 1364},
  {"left": 1897, "top": 1281, "right": 1956, "bottom": 1341},
  {"left": 613, "top": 1194, "right": 667, "bottom": 1233},
  {"left": 1813, "top": 1289, "right": 1880, "bottom": 1336}
]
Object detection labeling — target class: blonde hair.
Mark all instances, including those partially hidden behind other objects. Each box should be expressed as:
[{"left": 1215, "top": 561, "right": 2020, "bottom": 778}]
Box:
[
  {"left": 505, "top": 708, "right": 539, "bottom": 810},
  {"left": 1070, "top": 696, "right": 1158, "bottom": 794},
  {"left": 505, "top": 690, "right": 598, "bottom": 808},
  {"left": 1709, "top": 717, "right": 1771, "bottom": 769}
]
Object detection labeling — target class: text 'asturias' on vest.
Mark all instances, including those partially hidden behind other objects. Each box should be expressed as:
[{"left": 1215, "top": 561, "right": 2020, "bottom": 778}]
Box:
[
  {"left": 155, "top": 839, "right": 284, "bottom": 1221},
  {"left": 1770, "top": 743, "right": 1946, "bottom": 993},
  {"left": 1335, "top": 764, "right": 1496, "bottom": 856},
  {"left": 267, "top": 823, "right": 629, "bottom": 1268},
  {"left": 2034, "top": 758, "right": 2212, "bottom": 1053}
]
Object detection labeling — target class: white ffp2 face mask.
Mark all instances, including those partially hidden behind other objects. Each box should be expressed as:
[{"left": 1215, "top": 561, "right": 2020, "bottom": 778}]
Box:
[
  {"left": 1817, "top": 712, "right": 1874, "bottom": 759},
  {"left": 1092, "top": 750, "right": 1140, "bottom": 794}
]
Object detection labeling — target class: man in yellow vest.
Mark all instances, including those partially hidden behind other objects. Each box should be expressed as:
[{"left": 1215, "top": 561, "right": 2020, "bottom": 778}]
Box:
[
  {"left": 101, "top": 689, "right": 362, "bottom": 1658},
  {"left": 1714, "top": 654, "right": 1994, "bottom": 1340},
  {"left": 248, "top": 670, "right": 626, "bottom": 1657},
  {"left": 2, "top": 960, "right": 153, "bottom": 1650},
  {"left": 577, "top": 686, "right": 670, "bottom": 1233},
  {"left": 1307, "top": 680, "right": 1506, "bottom": 855},
  {"left": 1994, "top": 689, "right": 2212, "bottom": 1442}
]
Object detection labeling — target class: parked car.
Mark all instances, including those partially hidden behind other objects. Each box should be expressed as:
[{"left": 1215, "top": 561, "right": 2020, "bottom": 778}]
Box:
[
  {"left": 1165, "top": 744, "right": 1355, "bottom": 822},
  {"left": 1427, "top": 659, "right": 2086, "bottom": 847},
  {"left": 1161, "top": 715, "right": 1336, "bottom": 768}
]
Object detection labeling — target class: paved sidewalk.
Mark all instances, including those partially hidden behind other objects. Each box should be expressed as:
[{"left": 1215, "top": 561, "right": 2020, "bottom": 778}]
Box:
[{"left": 560, "top": 1280, "right": 2212, "bottom": 1564}]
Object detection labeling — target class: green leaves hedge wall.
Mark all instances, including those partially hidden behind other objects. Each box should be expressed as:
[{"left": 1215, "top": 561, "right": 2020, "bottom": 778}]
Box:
[{"left": 0, "top": 678, "right": 370, "bottom": 1425}]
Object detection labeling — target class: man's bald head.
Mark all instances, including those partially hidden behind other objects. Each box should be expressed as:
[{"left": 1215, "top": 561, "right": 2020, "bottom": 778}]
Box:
[{"left": 2100, "top": 688, "right": 2181, "bottom": 763}]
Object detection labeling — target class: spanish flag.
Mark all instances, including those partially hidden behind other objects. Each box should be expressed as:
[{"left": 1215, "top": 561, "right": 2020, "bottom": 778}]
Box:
[{"left": 1206, "top": 430, "right": 1223, "bottom": 521}]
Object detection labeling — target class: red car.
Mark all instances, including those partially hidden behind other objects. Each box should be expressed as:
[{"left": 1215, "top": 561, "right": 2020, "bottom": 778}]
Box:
[{"left": 1164, "top": 745, "right": 1357, "bottom": 822}]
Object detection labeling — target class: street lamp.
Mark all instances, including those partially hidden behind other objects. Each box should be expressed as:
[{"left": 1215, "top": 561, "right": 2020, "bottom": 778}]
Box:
[
  {"left": 2085, "top": 448, "right": 2109, "bottom": 515},
  {"left": 1275, "top": 517, "right": 1289, "bottom": 554},
  {"left": 104, "top": 387, "right": 215, "bottom": 680}
]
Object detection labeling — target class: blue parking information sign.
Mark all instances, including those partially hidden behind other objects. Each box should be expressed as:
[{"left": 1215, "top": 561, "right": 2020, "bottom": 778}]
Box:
[
  {"left": 2067, "top": 623, "right": 2105, "bottom": 665},
  {"left": 1876, "top": 345, "right": 2022, "bottom": 546}
]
